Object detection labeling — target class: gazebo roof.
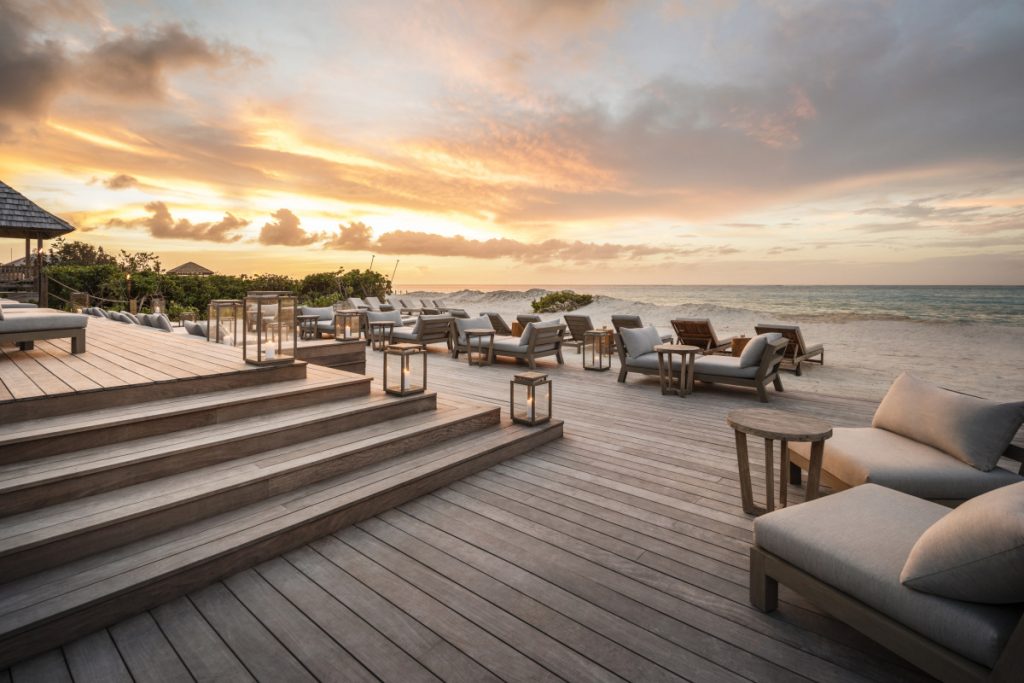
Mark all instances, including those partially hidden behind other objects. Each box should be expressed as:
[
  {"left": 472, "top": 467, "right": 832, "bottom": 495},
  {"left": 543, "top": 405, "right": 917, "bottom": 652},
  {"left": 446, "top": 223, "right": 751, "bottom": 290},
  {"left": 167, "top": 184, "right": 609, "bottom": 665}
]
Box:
[
  {"left": 167, "top": 261, "right": 214, "bottom": 276},
  {"left": 0, "top": 180, "right": 76, "bottom": 240}
]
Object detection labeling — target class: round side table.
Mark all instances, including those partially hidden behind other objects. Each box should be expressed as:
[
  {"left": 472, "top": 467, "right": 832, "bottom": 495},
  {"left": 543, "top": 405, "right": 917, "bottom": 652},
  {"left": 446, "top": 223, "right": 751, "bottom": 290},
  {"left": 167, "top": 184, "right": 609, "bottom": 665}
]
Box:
[
  {"left": 653, "top": 344, "right": 700, "bottom": 397},
  {"left": 727, "top": 408, "right": 833, "bottom": 516}
]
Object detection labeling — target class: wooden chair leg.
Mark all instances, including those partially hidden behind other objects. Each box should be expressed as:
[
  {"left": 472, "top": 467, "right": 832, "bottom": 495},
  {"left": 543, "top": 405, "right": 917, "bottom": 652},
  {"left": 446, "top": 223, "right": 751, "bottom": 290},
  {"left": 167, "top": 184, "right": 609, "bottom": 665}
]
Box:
[
  {"left": 773, "top": 376, "right": 784, "bottom": 391},
  {"left": 757, "top": 385, "right": 768, "bottom": 402},
  {"left": 749, "top": 548, "right": 778, "bottom": 612}
]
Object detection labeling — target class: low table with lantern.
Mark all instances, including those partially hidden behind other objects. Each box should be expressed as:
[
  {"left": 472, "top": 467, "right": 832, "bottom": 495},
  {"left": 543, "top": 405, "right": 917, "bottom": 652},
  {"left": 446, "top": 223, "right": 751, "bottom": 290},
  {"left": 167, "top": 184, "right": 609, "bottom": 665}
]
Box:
[
  {"left": 464, "top": 329, "right": 495, "bottom": 366},
  {"left": 368, "top": 321, "right": 395, "bottom": 351},
  {"left": 654, "top": 343, "right": 700, "bottom": 396},
  {"left": 297, "top": 314, "right": 320, "bottom": 340}
]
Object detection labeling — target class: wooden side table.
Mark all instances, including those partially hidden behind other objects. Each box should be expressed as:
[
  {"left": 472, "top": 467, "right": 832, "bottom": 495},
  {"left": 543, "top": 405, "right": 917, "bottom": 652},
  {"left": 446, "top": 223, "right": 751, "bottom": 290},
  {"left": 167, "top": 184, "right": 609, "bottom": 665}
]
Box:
[
  {"left": 582, "top": 329, "right": 613, "bottom": 371},
  {"left": 297, "top": 314, "right": 320, "bottom": 340},
  {"left": 176, "top": 312, "right": 197, "bottom": 327},
  {"left": 510, "top": 321, "right": 525, "bottom": 337},
  {"left": 727, "top": 408, "right": 833, "bottom": 516},
  {"left": 368, "top": 321, "right": 395, "bottom": 351},
  {"left": 731, "top": 335, "right": 751, "bottom": 357},
  {"left": 465, "top": 330, "right": 495, "bottom": 366},
  {"left": 654, "top": 344, "right": 700, "bottom": 396}
]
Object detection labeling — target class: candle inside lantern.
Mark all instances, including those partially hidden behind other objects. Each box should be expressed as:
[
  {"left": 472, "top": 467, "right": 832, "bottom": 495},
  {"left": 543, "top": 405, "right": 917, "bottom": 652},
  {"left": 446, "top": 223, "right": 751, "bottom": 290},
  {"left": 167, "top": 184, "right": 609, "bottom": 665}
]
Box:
[
  {"left": 527, "top": 391, "right": 535, "bottom": 421},
  {"left": 344, "top": 324, "right": 351, "bottom": 337},
  {"left": 264, "top": 342, "right": 275, "bottom": 360}
]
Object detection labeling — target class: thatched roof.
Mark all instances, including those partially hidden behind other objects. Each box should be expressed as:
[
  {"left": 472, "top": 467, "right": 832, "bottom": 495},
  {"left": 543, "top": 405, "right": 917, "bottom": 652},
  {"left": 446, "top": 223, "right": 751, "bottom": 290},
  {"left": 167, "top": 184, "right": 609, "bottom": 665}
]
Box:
[
  {"left": 167, "top": 261, "right": 214, "bottom": 276},
  {"left": 0, "top": 180, "right": 76, "bottom": 240}
]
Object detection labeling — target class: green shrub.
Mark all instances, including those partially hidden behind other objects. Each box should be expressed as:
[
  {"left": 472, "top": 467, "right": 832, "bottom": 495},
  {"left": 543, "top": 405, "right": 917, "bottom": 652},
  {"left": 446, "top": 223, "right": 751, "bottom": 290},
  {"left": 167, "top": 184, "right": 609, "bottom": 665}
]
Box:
[{"left": 531, "top": 290, "right": 594, "bottom": 313}]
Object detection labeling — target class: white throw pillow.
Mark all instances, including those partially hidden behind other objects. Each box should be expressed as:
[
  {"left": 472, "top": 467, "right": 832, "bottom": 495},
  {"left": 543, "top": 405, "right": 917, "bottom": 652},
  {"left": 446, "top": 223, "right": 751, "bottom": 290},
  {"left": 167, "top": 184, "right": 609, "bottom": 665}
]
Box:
[
  {"left": 873, "top": 372, "right": 1024, "bottom": 471},
  {"left": 739, "top": 332, "right": 782, "bottom": 368},
  {"left": 901, "top": 481, "right": 1024, "bottom": 603},
  {"left": 619, "top": 325, "right": 662, "bottom": 360},
  {"left": 517, "top": 320, "right": 558, "bottom": 346}
]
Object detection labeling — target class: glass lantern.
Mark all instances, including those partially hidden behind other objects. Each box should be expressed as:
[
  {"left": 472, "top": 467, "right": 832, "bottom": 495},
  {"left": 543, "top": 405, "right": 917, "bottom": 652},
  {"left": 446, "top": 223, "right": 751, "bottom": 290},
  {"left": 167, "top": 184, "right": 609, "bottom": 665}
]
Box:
[
  {"left": 243, "top": 292, "right": 297, "bottom": 365},
  {"left": 334, "top": 309, "right": 363, "bottom": 342},
  {"left": 70, "top": 291, "right": 90, "bottom": 313},
  {"left": 207, "top": 299, "right": 242, "bottom": 346},
  {"left": 583, "top": 329, "right": 612, "bottom": 371},
  {"left": 383, "top": 343, "right": 426, "bottom": 395},
  {"left": 151, "top": 294, "right": 166, "bottom": 316},
  {"left": 510, "top": 371, "right": 552, "bottom": 425}
]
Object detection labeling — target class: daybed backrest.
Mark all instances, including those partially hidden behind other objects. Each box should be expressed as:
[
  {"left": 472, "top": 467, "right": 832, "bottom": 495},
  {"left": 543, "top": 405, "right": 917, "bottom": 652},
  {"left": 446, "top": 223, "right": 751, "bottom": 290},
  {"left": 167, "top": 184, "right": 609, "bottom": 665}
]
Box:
[
  {"left": 526, "top": 322, "right": 565, "bottom": 352},
  {"left": 415, "top": 315, "right": 453, "bottom": 341},
  {"left": 346, "top": 297, "right": 368, "bottom": 310},
  {"left": 364, "top": 296, "right": 384, "bottom": 310},
  {"left": 755, "top": 324, "right": 806, "bottom": 357},
  {"left": 299, "top": 305, "right": 334, "bottom": 322},
  {"left": 481, "top": 312, "right": 512, "bottom": 335},
  {"left": 563, "top": 314, "right": 593, "bottom": 342},
  {"left": 672, "top": 318, "right": 718, "bottom": 349},
  {"left": 755, "top": 338, "right": 789, "bottom": 380},
  {"left": 611, "top": 314, "right": 642, "bottom": 333}
]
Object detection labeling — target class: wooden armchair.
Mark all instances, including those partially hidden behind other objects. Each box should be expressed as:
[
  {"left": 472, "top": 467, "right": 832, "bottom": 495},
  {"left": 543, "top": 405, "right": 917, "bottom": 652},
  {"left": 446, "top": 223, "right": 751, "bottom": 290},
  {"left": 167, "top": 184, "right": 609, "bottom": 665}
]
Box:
[
  {"left": 754, "top": 323, "right": 824, "bottom": 375},
  {"left": 671, "top": 318, "right": 733, "bottom": 353},
  {"left": 480, "top": 312, "right": 512, "bottom": 336},
  {"left": 492, "top": 322, "right": 566, "bottom": 369}
]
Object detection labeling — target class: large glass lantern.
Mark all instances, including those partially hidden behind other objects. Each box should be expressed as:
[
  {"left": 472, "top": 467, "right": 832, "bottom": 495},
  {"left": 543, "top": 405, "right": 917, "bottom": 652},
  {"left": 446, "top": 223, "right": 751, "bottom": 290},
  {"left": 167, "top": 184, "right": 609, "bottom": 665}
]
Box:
[
  {"left": 510, "top": 371, "right": 552, "bottom": 425},
  {"left": 70, "top": 291, "right": 90, "bottom": 313},
  {"left": 151, "top": 294, "right": 166, "bottom": 316},
  {"left": 583, "top": 329, "right": 612, "bottom": 371},
  {"left": 334, "top": 309, "right": 363, "bottom": 342},
  {"left": 383, "top": 343, "right": 426, "bottom": 395},
  {"left": 207, "top": 299, "right": 242, "bottom": 346},
  {"left": 242, "top": 292, "right": 297, "bottom": 365}
]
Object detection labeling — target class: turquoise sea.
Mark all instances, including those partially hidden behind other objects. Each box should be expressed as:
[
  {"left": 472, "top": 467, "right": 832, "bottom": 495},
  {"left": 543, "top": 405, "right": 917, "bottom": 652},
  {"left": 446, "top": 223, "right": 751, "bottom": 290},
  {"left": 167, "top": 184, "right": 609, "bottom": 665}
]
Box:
[{"left": 412, "top": 285, "right": 1024, "bottom": 327}]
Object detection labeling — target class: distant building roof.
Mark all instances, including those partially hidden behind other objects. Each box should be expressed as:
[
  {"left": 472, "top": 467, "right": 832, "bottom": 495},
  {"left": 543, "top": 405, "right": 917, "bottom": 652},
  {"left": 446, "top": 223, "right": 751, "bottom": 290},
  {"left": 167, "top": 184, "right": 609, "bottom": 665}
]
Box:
[
  {"left": 0, "top": 180, "right": 77, "bottom": 240},
  {"left": 166, "top": 261, "right": 215, "bottom": 276}
]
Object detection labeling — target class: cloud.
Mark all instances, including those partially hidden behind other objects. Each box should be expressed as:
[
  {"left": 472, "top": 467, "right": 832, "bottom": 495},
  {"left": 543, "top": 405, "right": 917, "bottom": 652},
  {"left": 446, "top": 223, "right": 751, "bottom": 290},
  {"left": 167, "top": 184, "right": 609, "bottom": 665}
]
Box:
[
  {"left": 257, "top": 208, "right": 323, "bottom": 246},
  {"left": 0, "top": 1, "right": 68, "bottom": 118},
  {"left": 108, "top": 201, "right": 246, "bottom": 242},
  {"left": 102, "top": 173, "right": 139, "bottom": 190}
]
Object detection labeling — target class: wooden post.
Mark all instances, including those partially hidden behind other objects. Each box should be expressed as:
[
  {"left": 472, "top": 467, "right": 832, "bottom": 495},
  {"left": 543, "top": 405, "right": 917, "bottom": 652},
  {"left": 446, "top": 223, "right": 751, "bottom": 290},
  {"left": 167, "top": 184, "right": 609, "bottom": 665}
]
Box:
[{"left": 36, "top": 238, "right": 47, "bottom": 307}]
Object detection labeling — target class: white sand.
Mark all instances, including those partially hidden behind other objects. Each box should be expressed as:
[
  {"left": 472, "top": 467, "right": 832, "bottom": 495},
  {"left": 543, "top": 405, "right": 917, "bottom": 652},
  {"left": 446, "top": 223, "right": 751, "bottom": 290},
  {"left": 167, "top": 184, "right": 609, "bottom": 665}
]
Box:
[{"left": 415, "top": 289, "right": 1024, "bottom": 403}]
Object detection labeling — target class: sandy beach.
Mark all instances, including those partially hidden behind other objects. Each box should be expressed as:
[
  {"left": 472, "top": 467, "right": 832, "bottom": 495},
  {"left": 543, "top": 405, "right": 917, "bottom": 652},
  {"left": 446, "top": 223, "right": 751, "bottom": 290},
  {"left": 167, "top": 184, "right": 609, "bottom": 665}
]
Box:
[{"left": 407, "top": 288, "right": 1024, "bottom": 403}]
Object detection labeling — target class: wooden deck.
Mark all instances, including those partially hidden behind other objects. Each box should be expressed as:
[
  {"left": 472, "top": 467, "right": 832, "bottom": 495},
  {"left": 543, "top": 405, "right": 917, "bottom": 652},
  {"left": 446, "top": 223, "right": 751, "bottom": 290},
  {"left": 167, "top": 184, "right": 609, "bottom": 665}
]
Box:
[{"left": 2, "top": 333, "right": 990, "bottom": 681}]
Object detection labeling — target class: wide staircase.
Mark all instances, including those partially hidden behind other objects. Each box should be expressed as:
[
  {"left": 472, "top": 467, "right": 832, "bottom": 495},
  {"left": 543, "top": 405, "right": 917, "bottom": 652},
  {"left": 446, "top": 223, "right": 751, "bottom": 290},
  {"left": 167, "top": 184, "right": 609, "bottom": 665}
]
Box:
[{"left": 0, "top": 361, "right": 562, "bottom": 667}]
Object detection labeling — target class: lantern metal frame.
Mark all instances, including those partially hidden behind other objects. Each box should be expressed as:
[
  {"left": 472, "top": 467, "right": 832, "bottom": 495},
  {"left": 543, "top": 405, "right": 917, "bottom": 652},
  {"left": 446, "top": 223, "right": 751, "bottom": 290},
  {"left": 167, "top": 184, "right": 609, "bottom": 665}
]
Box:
[
  {"left": 333, "top": 309, "right": 363, "bottom": 342},
  {"left": 510, "top": 371, "right": 553, "bottom": 426},
  {"left": 70, "top": 291, "right": 90, "bottom": 313},
  {"left": 383, "top": 342, "right": 427, "bottom": 396},
  {"left": 582, "top": 328, "right": 613, "bottom": 371},
  {"left": 151, "top": 294, "right": 166, "bottom": 316},
  {"left": 242, "top": 292, "right": 298, "bottom": 365},
  {"left": 206, "top": 299, "right": 243, "bottom": 346}
]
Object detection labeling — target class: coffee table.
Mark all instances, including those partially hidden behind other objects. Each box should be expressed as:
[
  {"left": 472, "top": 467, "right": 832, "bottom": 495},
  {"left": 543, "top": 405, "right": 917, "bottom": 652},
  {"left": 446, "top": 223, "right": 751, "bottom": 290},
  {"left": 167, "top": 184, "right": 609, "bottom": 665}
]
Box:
[
  {"left": 654, "top": 344, "right": 700, "bottom": 396},
  {"left": 297, "top": 314, "right": 320, "bottom": 340},
  {"left": 464, "top": 330, "right": 495, "bottom": 366},
  {"left": 727, "top": 408, "right": 833, "bottom": 516}
]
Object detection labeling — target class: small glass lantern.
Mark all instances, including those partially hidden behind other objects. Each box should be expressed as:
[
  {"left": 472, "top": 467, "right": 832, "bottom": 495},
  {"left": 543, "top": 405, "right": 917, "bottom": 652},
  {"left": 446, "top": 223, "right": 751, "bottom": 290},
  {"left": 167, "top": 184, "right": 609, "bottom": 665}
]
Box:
[
  {"left": 510, "top": 371, "right": 552, "bottom": 425},
  {"left": 207, "top": 299, "right": 242, "bottom": 346},
  {"left": 583, "top": 329, "right": 612, "bottom": 371},
  {"left": 243, "top": 292, "right": 297, "bottom": 365},
  {"left": 151, "top": 294, "right": 166, "bottom": 316},
  {"left": 334, "top": 309, "right": 363, "bottom": 342},
  {"left": 383, "top": 343, "right": 426, "bottom": 395},
  {"left": 70, "top": 291, "right": 90, "bottom": 313}
]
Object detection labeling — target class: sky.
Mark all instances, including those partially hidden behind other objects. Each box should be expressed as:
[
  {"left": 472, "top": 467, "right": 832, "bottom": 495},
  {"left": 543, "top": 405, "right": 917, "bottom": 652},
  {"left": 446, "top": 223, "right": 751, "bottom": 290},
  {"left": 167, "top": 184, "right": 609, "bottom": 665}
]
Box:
[{"left": 1, "top": 0, "right": 1022, "bottom": 286}]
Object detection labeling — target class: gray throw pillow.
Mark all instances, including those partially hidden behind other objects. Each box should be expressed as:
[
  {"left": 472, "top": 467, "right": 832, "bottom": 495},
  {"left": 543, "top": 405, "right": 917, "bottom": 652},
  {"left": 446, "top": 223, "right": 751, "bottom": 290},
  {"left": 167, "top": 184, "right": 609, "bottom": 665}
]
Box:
[
  {"left": 873, "top": 372, "right": 1024, "bottom": 471},
  {"left": 366, "top": 310, "right": 403, "bottom": 326},
  {"left": 152, "top": 313, "right": 173, "bottom": 332},
  {"left": 901, "top": 481, "right": 1024, "bottom": 603},
  {"left": 619, "top": 325, "right": 662, "bottom": 360},
  {"left": 739, "top": 332, "right": 782, "bottom": 368},
  {"left": 122, "top": 312, "right": 141, "bottom": 325},
  {"left": 517, "top": 320, "right": 560, "bottom": 346}
]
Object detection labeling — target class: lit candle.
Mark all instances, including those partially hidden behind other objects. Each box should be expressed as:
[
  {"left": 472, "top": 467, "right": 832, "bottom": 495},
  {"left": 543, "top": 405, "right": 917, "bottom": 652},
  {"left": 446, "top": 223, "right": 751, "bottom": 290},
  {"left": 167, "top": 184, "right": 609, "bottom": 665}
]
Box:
[
  {"left": 344, "top": 324, "right": 351, "bottom": 338},
  {"left": 264, "top": 341, "right": 275, "bottom": 360},
  {"left": 527, "top": 392, "right": 534, "bottom": 421}
]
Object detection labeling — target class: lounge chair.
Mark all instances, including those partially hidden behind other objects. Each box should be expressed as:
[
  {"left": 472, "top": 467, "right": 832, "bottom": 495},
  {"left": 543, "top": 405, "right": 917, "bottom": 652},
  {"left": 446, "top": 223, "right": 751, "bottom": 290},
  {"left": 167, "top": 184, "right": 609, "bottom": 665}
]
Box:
[
  {"left": 399, "top": 298, "right": 424, "bottom": 315},
  {"left": 671, "top": 318, "right": 733, "bottom": 353},
  {"left": 298, "top": 305, "right": 338, "bottom": 338},
  {"left": 480, "top": 312, "right": 512, "bottom": 336},
  {"left": 491, "top": 321, "right": 566, "bottom": 370},
  {"left": 0, "top": 306, "right": 88, "bottom": 354},
  {"left": 345, "top": 297, "right": 368, "bottom": 310},
  {"left": 432, "top": 299, "right": 449, "bottom": 311},
  {"left": 616, "top": 328, "right": 787, "bottom": 402},
  {"left": 562, "top": 314, "right": 595, "bottom": 354},
  {"left": 751, "top": 483, "right": 1024, "bottom": 683},
  {"left": 787, "top": 373, "right": 1024, "bottom": 505},
  {"left": 516, "top": 314, "right": 542, "bottom": 327},
  {"left": 363, "top": 296, "right": 394, "bottom": 312},
  {"left": 754, "top": 323, "right": 823, "bottom": 375},
  {"left": 390, "top": 314, "right": 453, "bottom": 350},
  {"left": 611, "top": 314, "right": 672, "bottom": 343},
  {"left": 445, "top": 308, "right": 470, "bottom": 319}
]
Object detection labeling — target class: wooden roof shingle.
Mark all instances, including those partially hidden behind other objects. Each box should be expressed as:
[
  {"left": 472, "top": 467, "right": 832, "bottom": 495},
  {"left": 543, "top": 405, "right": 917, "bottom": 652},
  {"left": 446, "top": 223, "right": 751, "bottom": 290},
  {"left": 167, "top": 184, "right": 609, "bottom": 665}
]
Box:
[{"left": 0, "top": 181, "right": 76, "bottom": 240}]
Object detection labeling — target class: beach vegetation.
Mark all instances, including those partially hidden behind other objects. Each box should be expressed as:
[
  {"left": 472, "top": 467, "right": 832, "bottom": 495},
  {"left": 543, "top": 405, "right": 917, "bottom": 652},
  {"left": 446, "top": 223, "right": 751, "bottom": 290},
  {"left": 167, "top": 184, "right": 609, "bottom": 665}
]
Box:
[{"left": 531, "top": 290, "right": 594, "bottom": 313}]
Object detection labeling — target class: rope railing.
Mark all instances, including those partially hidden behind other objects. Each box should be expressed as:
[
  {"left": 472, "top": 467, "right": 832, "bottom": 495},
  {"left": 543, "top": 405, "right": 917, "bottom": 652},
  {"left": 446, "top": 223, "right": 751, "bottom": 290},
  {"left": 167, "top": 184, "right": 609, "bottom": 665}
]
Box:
[{"left": 46, "top": 274, "right": 128, "bottom": 307}]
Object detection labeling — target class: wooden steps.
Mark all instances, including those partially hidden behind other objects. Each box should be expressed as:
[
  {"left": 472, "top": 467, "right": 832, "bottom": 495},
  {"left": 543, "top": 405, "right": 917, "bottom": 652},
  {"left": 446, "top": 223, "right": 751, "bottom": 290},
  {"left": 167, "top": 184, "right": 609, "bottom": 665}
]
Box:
[{"left": 0, "top": 349, "right": 564, "bottom": 668}]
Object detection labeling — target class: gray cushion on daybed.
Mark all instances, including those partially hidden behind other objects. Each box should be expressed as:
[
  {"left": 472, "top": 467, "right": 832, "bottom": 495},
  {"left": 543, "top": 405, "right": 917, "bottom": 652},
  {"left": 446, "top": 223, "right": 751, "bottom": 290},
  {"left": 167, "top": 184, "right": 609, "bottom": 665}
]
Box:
[
  {"left": 873, "top": 372, "right": 1024, "bottom": 471},
  {"left": 788, "top": 427, "right": 1022, "bottom": 501},
  {"left": 901, "top": 481, "right": 1024, "bottom": 604},
  {"left": 693, "top": 355, "right": 758, "bottom": 379},
  {"left": 455, "top": 317, "right": 494, "bottom": 344},
  {"left": 492, "top": 337, "right": 557, "bottom": 354},
  {"left": 390, "top": 326, "right": 419, "bottom": 341},
  {"left": 150, "top": 313, "right": 173, "bottom": 332},
  {"left": 184, "top": 320, "right": 209, "bottom": 337},
  {"left": 0, "top": 311, "right": 88, "bottom": 332},
  {"left": 754, "top": 484, "right": 1023, "bottom": 668},
  {"left": 627, "top": 352, "right": 682, "bottom": 370}
]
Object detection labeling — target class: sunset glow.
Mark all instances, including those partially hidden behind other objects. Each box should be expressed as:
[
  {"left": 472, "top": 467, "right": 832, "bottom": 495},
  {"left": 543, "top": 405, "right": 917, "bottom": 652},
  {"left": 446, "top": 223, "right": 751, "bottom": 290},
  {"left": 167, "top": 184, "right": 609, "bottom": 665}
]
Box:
[{"left": 1, "top": 0, "right": 1022, "bottom": 284}]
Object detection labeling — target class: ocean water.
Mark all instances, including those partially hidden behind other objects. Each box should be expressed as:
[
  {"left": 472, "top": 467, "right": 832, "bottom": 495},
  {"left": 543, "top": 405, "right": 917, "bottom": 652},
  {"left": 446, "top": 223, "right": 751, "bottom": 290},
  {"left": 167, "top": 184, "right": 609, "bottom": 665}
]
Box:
[{"left": 405, "top": 285, "right": 1024, "bottom": 327}]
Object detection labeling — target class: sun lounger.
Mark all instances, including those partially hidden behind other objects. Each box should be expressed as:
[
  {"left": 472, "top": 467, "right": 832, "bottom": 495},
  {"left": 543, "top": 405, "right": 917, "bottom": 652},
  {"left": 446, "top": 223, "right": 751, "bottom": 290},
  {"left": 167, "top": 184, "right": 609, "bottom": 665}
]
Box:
[
  {"left": 363, "top": 296, "right": 393, "bottom": 312},
  {"left": 345, "top": 297, "right": 368, "bottom": 310},
  {"left": 562, "top": 314, "right": 594, "bottom": 354},
  {"left": 751, "top": 483, "right": 1024, "bottom": 682},
  {"left": 480, "top": 312, "right": 512, "bottom": 336},
  {"left": 754, "top": 323, "right": 823, "bottom": 375},
  {"left": 671, "top": 318, "right": 733, "bottom": 353},
  {"left": 0, "top": 307, "right": 88, "bottom": 354},
  {"left": 787, "top": 373, "right": 1024, "bottom": 505},
  {"left": 611, "top": 314, "right": 672, "bottom": 343}
]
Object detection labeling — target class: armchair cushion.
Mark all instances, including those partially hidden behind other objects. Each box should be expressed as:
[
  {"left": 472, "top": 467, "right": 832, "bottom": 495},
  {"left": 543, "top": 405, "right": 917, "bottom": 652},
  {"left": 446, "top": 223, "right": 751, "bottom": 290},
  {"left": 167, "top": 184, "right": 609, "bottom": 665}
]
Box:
[
  {"left": 619, "top": 325, "right": 662, "bottom": 360},
  {"left": 738, "top": 332, "right": 782, "bottom": 368},
  {"left": 517, "top": 320, "right": 560, "bottom": 346},
  {"left": 627, "top": 352, "right": 681, "bottom": 370},
  {"left": 755, "top": 484, "right": 1022, "bottom": 668},
  {"left": 183, "top": 320, "right": 208, "bottom": 337},
  {"left": 299, "top": 305, "right": 334, "bottom": 322},
  {"left": 872, "top": 372, "right": 1024, "bottom": 471},
  {"left": 693, "top": 355, "right": 758, "bottom": 379},
  {"left": 901, "top": 482, "right": 1024, "bottom": 604},
  {"left": 455, "top": 317, "right": 494, "bottom": 344}
]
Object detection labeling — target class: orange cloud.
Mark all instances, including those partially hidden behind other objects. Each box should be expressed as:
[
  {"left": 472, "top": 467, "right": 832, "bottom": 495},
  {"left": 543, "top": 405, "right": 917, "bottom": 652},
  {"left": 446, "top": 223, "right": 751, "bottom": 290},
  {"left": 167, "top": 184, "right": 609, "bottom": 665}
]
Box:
[
  {"left": 257, "top": 208, "right": 323, "bottom": 246},
  {"left": 108, "top": 201, "right": 246, "bottom": 242}
]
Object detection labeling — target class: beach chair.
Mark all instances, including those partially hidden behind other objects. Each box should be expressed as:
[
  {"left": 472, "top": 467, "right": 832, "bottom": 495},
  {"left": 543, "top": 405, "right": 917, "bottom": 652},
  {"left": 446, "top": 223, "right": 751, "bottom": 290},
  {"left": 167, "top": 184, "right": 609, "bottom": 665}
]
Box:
[
  {"left": 516, "top": 314, "right": 542, "bottom": 327},
  {"left": 671, "top": 318, "right": 733, "bottom": 353},
  {"left": 611, "top": 314, "right": 672, "bottom": 343},
  {"left": 432, "top": 299, "right": 449, "bottom": 311},
  {"left": 363, "top": 296, "right": 393, "bottom": 312},
  {"left": 418, "top": 299, "right": 440, "bottom": 314},
  {"left": 562, "top": 314, "right": 594, "bottom": 354},
  {"left": 754, "top": 323, "right": 824, "bottom": 375},
  {"left": 480, "top": 312, "right": 513, "bottom": 336},
  {"left": 345, "top": 297, "right": 368, "bottom": 310}
]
